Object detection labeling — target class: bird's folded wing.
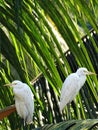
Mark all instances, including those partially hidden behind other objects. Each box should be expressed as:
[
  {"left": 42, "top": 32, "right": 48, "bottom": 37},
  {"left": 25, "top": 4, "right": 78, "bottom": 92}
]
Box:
[{"left": 60, "top": 74, "right": 78, "bottom": 111}]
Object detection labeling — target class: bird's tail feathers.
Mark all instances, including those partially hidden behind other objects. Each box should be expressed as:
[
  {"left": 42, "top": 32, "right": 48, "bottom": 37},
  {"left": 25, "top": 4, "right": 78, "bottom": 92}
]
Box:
[
  {"left": 26, "top": 116, "right": 33, "bottom": 125},
  {"left": 26, "top": 120, "right": 33, "bottom": 125}
]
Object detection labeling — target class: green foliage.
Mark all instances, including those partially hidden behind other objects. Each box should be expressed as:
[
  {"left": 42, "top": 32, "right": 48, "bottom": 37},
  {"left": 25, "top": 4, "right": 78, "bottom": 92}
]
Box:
[
  {"left": 0, "top": 0, "right": 98, "bottom": 129},
  {"left": 34, "top": 119, "right": 98, "bottom": 130}
]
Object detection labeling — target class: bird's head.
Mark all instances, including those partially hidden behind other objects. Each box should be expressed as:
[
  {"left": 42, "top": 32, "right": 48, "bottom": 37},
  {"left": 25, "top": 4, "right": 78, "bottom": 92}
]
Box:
[
  {"left": 4, "top": 80, "right": 23, "bottom": 88},
  {"left": 76, "top": 67, "right": 96, "bottom": 76}
]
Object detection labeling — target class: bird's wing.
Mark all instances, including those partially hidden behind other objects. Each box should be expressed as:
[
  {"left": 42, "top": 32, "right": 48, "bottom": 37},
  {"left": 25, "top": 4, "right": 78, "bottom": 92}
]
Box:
[
  {"left": 23, "top": 84, "right": 34, "bottom": 124},
  {"left": 60, "top": 73, "right": 79, "bottom": 111},
  {"left": 13, "top": 84, "right": 34, "bottom": 123}
]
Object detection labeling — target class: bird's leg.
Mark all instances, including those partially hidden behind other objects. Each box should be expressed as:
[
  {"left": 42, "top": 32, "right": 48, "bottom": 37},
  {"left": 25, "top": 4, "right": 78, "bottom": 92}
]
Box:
[
  {"left": 29, "top": 123, "right": 34, "bottom": 130},
  {"left": 23, "top": 120, "right": 28, "bottom": 130},
  {"left": 19, "top": 118, "right": 24, "bottom": 129},
  {"left": 67, "top": 103, "right": 71, "bottom": 120}
]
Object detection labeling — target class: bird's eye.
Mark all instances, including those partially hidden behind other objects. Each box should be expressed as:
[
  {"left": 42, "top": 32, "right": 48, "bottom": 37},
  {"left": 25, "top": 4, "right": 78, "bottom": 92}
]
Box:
[
  {"left": 13, "top": 83, "right": 17, "bottom": 85},
  {"left": 83, "top": 70, "right": 87, "bottom": 73}
]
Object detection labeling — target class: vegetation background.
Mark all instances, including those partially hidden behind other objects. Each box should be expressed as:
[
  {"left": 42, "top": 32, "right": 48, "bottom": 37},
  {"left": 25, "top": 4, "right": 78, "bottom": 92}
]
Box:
[{"left": 0, "top": 0, "right": 98, "bottom": 129}]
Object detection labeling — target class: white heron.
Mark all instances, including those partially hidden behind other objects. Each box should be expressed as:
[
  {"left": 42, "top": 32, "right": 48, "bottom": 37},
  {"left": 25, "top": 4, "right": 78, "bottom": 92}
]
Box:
[
  {"left": 4, "top": 80, "right": 34, "bottom": 128},
  {"left": 60, "top": 67, "right": 96, "bottom": 112}
]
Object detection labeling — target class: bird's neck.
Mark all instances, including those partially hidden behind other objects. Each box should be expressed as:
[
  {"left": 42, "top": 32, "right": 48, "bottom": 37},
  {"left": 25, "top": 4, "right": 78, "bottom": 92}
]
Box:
[
  {"left": 13, "top": 88, "right": 23, "bottom": 99},
  {"left": 78, "top": 75, "right": 86, "bottom": 87}
]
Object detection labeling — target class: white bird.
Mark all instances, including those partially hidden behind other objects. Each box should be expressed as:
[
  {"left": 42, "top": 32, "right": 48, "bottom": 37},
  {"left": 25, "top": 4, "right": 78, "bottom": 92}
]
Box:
[
  {"left": 60, "top": 67, "right": 96, "bottom": 111},
  {"left": 4, "top": 80, "right": 34, "bottom": 125}
]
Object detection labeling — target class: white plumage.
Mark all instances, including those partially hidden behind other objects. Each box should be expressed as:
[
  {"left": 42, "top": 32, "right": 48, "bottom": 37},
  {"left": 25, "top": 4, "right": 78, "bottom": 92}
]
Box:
[
  {"left": 5, "top": 80, "right": 34, "bottom": 125},
  {"left": 60, "top": 67, "right": 96, "bottom": 111}
]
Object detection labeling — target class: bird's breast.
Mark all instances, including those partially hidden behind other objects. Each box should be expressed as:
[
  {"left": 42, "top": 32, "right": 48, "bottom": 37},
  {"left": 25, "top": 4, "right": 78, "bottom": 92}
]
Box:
[
  {"left": 15, "top": 100, "right": 28, "bottom": 119},
  {"left": 78, "top": 75, "right": 86, "bottom": 88}
]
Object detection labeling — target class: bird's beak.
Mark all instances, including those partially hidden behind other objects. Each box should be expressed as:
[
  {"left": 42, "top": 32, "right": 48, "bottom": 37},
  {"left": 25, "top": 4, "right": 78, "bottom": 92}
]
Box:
[
  {"left": 87, "top": 71, "right": 97, "bottom": 75},
  {"left": 4, "top": 83, "right": 12, "bottom": 87}
]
